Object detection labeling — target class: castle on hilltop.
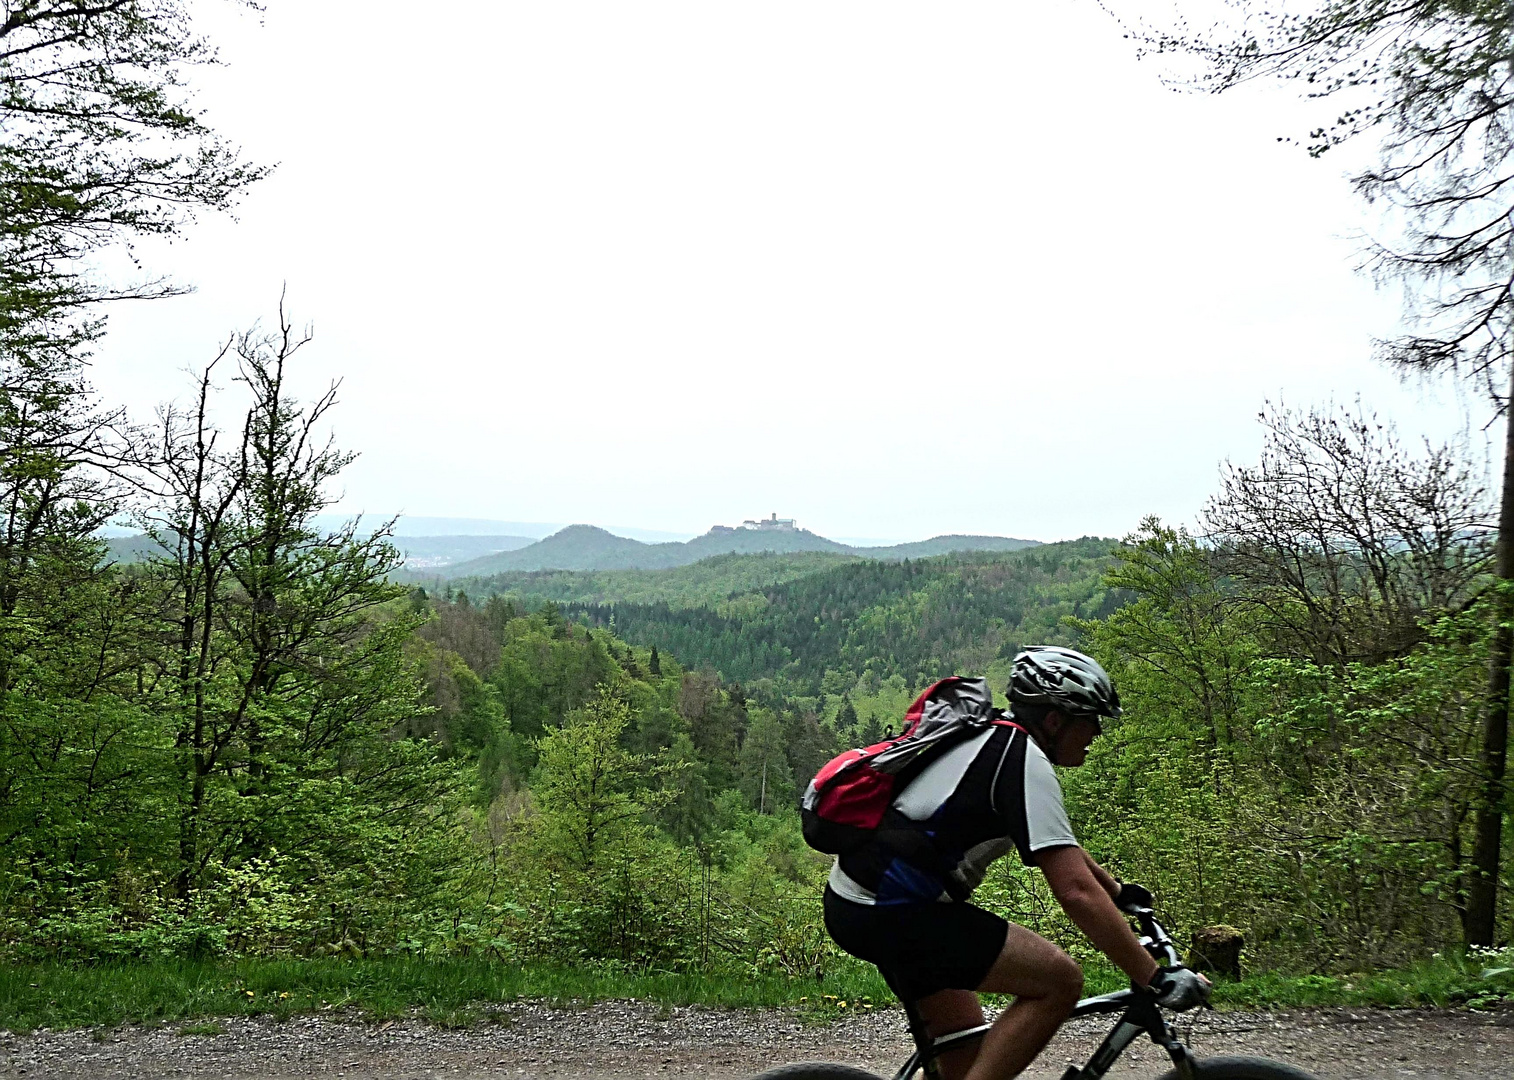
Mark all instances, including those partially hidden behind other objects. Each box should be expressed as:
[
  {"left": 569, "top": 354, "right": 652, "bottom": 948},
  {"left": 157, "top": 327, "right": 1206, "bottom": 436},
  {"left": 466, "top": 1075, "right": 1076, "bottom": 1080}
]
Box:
[
  {"left": 743, "top": 512, "right": 796, "bottom": 531},
  {"left": 708, "top": 513, "right": 798, "bottom": 536}
]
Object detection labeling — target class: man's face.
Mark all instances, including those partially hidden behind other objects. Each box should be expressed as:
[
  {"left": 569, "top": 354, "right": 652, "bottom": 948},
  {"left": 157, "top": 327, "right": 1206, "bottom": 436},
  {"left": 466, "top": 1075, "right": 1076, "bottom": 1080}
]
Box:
[{"left": 1047, "top": 709, "right": 1102, "bottom": 766}]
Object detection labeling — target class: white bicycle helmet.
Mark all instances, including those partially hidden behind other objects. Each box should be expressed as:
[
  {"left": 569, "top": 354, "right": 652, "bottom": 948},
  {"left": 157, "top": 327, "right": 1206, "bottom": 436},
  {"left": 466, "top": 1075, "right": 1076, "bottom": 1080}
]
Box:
[{"left": 1009, "top": 646, "right": 1122, "bottom": 719}]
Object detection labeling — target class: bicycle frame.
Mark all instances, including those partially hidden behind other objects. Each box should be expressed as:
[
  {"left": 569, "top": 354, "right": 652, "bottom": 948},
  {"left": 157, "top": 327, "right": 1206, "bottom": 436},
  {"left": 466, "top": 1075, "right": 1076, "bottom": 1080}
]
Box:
[{"left": 887, "top": 908, "right": 1199, "bottom": 1080}]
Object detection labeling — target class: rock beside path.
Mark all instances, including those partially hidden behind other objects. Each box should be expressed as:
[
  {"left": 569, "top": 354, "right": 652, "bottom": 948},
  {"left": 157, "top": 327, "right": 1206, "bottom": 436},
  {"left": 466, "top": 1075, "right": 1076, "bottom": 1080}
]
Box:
[{"left": 2, "top": 1001, "right": 1510, "bottom": 1079}]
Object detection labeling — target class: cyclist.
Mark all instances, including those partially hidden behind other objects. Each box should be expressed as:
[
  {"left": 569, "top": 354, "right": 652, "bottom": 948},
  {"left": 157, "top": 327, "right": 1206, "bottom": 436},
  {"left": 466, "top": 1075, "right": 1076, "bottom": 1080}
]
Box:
[{"left": 822, "top": 646, "right": 1211, "bottom": 1080}]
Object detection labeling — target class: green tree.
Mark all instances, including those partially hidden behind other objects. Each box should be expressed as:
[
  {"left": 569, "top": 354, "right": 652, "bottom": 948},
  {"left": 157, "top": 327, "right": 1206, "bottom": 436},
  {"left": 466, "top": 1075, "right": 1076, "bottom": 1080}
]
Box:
[
  {"left": 677, "top": 669, "right": 743, "bottom": 782},
  {"left": 532, "top": 683, "right": 671, "bottom": 873},
  {"left": 139, "top": 310, "right": 436, "bottom": 902},
  {"left": 782, "top": 709, "right": 836, "bottom": 793},
  {"left": 739, "top": 708, "right": 794, "bottom": 814},
  {"left": 1079, "top": 509, "right": 1494, "bottom": 961},
  {"left": 1077, "top": 518, "right": 1257, "bottom": 755},
  {"left": 1199, "top": 403, "right": 1499, "bottom": 937},
  {"left": 835, "top": 694, "right": 858, "bottom": 737},
  {"left": 489, "top": 608, "right": 618, "bottom": 753},
  {"left": 1130, "top": 0, "right": 1512, "bottom": 945},
  {"left": 1, "top": 0, "right": 266, "bottom": 370}
]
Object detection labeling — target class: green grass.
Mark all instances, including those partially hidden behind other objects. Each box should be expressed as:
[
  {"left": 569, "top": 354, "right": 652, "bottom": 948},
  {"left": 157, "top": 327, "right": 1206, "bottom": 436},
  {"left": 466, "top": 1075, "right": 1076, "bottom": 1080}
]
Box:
[
  {"left": 175, "top": 1021, "right": 223, "bottom": 1037},
  {"left": 0, "top": 957, "right": 894, "bottom": 1033},
  {"left": 1204, "top": 948, "right": 1514, "bottom": 1011},
  {"left": 2, "top": 950, "right": 1508, "bottom": 1034}
]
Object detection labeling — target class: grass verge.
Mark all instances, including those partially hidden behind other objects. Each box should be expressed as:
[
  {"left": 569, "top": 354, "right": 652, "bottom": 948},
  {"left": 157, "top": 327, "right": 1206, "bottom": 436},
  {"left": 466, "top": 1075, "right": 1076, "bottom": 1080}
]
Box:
[
  {"left": 1, "top": 949, "right": 1508, "bottom": 1034},
  {"left": 1205, "top": 948, "right": 1514, "bottom": 1011},
  {"left": 0, "top": 958, "right": 894, "bottom": 1033}
]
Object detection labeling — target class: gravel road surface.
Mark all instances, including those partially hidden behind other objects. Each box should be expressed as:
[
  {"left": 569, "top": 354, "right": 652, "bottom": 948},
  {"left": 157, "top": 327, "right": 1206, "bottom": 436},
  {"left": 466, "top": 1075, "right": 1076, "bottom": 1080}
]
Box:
[{"left": 3, "top": 1001, "right": 1510, "bottom": 1079}]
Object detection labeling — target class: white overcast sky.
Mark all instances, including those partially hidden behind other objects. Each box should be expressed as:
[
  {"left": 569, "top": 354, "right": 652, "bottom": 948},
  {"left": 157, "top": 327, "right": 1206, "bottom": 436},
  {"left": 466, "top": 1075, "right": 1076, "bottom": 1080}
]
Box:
[{"left": 90, "top": 0, "right": 1475, "bottom": 544}]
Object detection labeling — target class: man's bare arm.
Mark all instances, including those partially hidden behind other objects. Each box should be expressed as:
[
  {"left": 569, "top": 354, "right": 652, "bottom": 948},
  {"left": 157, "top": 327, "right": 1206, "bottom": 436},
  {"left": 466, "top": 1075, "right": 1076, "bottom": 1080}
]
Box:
[
  {"left": 1036, "top": 845, "right": 1158, "bottom": 985},
  {"left": 1082, "top": 850, "right": 1120, "bottom": 900}
]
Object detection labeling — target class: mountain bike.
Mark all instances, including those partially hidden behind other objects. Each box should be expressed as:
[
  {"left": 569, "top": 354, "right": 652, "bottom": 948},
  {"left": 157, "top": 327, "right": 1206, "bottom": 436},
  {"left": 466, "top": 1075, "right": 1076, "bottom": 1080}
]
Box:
[{"left": 751, "top": 906, "right": 1318, "bottom": 1080}]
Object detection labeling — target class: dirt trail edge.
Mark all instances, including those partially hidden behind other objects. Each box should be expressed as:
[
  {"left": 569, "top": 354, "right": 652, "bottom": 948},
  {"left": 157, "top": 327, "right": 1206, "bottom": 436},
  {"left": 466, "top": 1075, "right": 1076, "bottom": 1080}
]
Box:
[{"left": 4, "top": 1001, "right": 1510, "bottom": 1079}]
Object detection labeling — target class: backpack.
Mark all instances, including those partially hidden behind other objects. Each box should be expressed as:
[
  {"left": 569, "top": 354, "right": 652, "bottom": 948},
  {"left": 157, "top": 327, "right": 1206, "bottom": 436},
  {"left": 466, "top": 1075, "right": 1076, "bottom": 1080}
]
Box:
[{"left": 799, "top": 676, "right": 1021, "bottom": 858}]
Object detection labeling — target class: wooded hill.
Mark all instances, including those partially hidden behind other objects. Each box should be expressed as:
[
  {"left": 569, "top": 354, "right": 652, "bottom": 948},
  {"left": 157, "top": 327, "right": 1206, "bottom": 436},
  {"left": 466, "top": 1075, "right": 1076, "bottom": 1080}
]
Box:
[
  {"left": 411, "top": 523, "right": 1040, "bottom": 577},
  {"left": 422, "top": 540, "right": 1119, "bottom": 700},
  {"left": 441, "top": 551, "right": 858, "bottom": 610},
  {"left": 106, "top": 522, "right": 1040, "bottom": 575},
  {"left": 572, "top": 540, "right": 1119, "bottom": 695}
]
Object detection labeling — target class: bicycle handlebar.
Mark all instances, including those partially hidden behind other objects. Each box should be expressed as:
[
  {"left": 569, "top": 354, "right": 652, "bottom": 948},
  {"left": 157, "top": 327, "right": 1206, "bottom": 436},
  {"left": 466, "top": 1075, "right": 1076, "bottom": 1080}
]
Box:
[{"left": 1128, "top": 906, "right": 1181, "bottom": 968}]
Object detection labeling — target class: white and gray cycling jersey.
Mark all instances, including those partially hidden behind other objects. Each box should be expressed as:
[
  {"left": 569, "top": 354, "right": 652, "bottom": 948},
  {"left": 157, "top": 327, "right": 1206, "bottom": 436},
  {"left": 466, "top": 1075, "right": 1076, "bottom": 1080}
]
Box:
[{"left": 828, "top": 723, "right": 1077, "bottom": 906}]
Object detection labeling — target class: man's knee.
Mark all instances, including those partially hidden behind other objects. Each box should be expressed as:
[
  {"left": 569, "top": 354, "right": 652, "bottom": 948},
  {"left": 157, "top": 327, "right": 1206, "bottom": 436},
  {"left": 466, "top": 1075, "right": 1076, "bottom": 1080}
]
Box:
[
  {"left": 1048, "top": 952, "right": 1084, "bottom": 1009},
  {"left": 978, "top": 923, "right": 1087, "bottom": 1004}
]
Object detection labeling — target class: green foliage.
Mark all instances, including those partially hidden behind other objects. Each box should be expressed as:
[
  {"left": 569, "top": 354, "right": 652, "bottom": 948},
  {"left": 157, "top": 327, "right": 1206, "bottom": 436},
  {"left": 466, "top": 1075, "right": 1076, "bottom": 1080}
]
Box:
[
  {"left": 322, "top": 538, "right": 1128, "bottom": 984},
  {"left": 438, "top": 551, "right": 859, "bottom": 609},
  {"left": 4, "top": 0, "right": 1509, "bottom": 1009},
  {"left": 1073, "top": 517, "right": 1507, "bottom": 968},
  {"left": 0, "top": 320, "right": 461, "bottom": 965},
  {"left": 532, "top": 683, "right": 677, "bottom": 873},
  {"left": 738, "top": 709, "right": 795, "bottom": 815},
  {"left": 1, "top": 1, "right": 266, "bottom": 393},
  {"left": 566, "top": 539, "right": 1120, "bottom": 696}
]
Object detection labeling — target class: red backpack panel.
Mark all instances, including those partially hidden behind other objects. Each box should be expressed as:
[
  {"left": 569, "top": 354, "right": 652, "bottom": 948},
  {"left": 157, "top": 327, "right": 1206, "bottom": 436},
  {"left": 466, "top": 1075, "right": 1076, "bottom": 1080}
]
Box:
[{"left": 800, "top": 676, "right": 1019, "bottom": 854}]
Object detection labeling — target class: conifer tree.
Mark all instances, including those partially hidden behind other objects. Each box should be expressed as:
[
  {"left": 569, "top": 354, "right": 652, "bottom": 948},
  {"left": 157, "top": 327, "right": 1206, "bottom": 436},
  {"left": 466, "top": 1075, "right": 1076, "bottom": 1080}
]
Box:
[
  {"left": 835, "top": 695, "right": 859, "bottom": 737},
  {"left": 2, "top": 1, "right": 266, "bottom": 374}
]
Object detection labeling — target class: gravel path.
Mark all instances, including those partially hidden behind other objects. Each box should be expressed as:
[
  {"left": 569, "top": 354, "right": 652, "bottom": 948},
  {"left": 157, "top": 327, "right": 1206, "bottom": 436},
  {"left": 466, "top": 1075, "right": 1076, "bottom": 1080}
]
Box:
[{"left": 3, "top": 1002, "right": 1510, "bottom": 1079}]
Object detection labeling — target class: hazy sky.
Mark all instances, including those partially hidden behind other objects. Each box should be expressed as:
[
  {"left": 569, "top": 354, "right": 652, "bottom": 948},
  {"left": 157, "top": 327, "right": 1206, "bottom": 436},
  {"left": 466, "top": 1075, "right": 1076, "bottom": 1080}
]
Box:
[{"left": 90, "top": 1, "right": 1474, "bottom": 544}]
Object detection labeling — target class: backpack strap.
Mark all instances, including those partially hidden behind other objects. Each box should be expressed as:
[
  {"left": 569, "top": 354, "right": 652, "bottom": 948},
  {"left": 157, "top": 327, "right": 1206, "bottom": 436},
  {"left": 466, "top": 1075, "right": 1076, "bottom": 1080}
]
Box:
[
  {"left": 889, "top": 717, "right": 1025, "bottom": 902},
  {"left": 989, "top": 721, "right": 1021, "bottom": 817},
  {"left": 875, "top": 813, "right": 974, "bottom": 903}
]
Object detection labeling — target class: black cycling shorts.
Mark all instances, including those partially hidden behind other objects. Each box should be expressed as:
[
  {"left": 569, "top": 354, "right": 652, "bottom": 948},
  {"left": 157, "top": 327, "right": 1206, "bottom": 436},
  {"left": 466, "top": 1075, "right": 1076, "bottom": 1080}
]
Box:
[{"left": 823, "top": 886, "right": 1008, "bottom": 1001}]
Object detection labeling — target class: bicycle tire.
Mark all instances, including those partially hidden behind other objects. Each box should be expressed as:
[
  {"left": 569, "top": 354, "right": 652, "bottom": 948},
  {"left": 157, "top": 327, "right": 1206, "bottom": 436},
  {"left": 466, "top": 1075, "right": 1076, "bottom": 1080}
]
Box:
[
  {"left": 1156, "top": 1055, "right": 1321, "bottom": 1080},
  {"left": 749, "top": 1065, "right": 887, "bottom": 1080}
]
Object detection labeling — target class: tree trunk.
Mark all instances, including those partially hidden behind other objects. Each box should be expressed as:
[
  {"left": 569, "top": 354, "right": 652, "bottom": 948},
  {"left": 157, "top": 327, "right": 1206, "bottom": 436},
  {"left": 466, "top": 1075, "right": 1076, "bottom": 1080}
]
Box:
[{"left": 1466, "top": 367, "right": 1514, "bottom": 945}]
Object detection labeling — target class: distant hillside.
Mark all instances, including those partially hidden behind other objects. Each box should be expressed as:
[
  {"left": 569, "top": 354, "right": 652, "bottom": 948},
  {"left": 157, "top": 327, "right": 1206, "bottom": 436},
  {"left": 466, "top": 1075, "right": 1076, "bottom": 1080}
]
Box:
[
  {"left": 682, "top": 527, "right": 853, "bottom": 560},
  {"left": 437, "top": 524, "right": 683, "bottom": 573},
  {"left": 868, "top": 534, "right": 1040, "bottom": 559},
  {"left": 102, "top": 531, "right": 534, "bottom": 570},
  {"left": 104, "top": 522, "right": 1043, "bottom": 575},
  {"left": 105, "top": 534, "right": 168, "bottom": 563},
  {"left": 566, "top": 538, "right": 1123, "bottom": 693},
  {"left": 428, "top": 524, "right": 1040, "bottom": 577},
  {"left": 431, "top": 551, "right": 859, "bottom": 610}
]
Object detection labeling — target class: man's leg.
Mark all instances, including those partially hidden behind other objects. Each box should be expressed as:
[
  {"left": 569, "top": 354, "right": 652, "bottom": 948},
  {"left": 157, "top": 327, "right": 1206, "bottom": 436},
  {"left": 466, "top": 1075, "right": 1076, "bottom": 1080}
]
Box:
[
  {"left": 914, "top": 922, "right": 1084, "bottom": 1080},
  {"left": 910, "top": 989, "right": 984, "bottom": 1080}
]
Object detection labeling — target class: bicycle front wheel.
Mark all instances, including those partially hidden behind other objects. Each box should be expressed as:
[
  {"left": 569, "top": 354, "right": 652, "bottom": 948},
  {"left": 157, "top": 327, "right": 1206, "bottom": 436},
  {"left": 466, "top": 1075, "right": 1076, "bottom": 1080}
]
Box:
[
  {"left": 750, "top": 1065, "right": 886, "bottom": 1080},
  {"left": 1157, "top": 1055, "right": 1321, "bottom": 1080}
]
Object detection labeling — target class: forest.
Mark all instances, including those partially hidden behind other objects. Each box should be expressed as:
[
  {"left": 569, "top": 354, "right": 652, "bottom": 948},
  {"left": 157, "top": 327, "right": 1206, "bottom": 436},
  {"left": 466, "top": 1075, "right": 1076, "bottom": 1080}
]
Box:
[
  {"left": 4, "top": 370, "right": 1510, "bottom": 978},
  {"left": 405, "top": 407, "right": 1511, "bottom": 971},
  {"left": 1, "top": 0, "right": 1512, "bottom": 1025}
]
